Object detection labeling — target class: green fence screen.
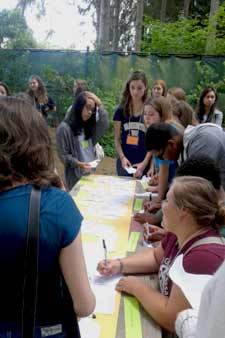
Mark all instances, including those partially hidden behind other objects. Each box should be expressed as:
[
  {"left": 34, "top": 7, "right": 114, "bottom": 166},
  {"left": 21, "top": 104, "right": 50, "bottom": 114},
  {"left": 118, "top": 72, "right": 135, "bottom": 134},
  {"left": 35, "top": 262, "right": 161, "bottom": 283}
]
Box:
[{"left": 1, "top": 49, "right": 225, "bottom": 120}]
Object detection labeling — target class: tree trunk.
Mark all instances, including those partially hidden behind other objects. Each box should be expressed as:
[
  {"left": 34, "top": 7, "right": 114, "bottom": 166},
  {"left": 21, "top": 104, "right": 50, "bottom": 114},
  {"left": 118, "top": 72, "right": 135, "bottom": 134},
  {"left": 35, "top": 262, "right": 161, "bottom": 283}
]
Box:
[
  {"left": 183, "top": 0, "right": 192, "bottom": 17},
  {"left": 160, "top": 0, "right": 167, "bottom": 22},
  {"left": 135, "top": 0, "right": 144, "bottom": 51},
  {"left": 205, "top": 0, "right": 220, "bottom": 54},
  {"left": 209, "top": 0, "right": 220, "bottom": 17},
  {"left": 98, "top": 0, "right": 111, "bottom": 50},
  {"left": 95, "top": 0, "right": 101, "bottom": 47},
  {"left": 112, "top": 0, "right": 120, "bottom": 50}
]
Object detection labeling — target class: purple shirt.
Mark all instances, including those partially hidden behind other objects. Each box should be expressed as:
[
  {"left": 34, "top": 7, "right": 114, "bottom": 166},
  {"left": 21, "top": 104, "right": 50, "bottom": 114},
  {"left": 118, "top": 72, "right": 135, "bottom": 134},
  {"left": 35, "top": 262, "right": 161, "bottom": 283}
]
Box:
[{"left": 159, "top": 230, "right": 225, "bottom": 296}]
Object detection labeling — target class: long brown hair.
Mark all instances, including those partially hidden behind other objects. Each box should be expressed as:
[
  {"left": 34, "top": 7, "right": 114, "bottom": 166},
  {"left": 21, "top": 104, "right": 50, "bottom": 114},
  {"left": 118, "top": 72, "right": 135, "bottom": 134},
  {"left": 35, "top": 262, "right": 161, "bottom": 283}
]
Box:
[
  {"left": 0, "top": 96, "right": 61, "bottom": 191},
  {"left": 120, "top": 71, "right": 148, "bottom": 117},
  {"left": 27, "top": 75, "right": 48, "bottom": 104}
]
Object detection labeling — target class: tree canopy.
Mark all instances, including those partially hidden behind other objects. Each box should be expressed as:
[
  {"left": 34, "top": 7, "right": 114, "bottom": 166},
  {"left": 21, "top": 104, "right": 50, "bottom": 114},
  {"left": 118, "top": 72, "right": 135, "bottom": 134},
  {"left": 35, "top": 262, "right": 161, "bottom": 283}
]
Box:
[{"left": 0, "top": 9, "right": 37, "bottom": 48}]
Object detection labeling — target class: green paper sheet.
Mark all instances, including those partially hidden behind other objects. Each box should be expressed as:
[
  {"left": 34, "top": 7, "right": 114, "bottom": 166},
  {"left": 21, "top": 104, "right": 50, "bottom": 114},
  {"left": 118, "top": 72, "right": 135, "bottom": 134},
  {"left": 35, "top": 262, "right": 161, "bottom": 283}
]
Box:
[
  {"left": 124, "top": 296, "right": 142, "bottom": 338},
  {"left": 133, "top": 198, "right": 143, "bottom": 212},
  {"left": 127, "top": 232, "right": 140, "bottom": 252}
]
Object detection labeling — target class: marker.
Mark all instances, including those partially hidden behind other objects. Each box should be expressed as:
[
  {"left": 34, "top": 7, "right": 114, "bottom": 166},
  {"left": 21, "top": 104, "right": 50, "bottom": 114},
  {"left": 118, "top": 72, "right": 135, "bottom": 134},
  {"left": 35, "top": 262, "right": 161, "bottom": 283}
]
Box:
[{"left": 102, "top": 239, "right": 107, "bottom": 264}]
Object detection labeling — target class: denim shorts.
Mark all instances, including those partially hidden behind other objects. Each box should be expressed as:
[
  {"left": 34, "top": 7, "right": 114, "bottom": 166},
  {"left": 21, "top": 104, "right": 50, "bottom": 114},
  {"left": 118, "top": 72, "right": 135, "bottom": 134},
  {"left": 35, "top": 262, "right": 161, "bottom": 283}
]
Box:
[{"left": 0, "top": 324, "right": 67, "bottom": 338}]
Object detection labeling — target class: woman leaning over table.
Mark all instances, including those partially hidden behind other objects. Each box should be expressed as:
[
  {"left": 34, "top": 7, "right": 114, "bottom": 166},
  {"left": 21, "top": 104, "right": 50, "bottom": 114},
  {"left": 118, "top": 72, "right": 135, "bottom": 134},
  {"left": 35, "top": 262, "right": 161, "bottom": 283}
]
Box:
[
  {"left": 97, "top": 176, "right": 225, "bottom": 333},
  {"left": 0, "top": 96, "right": 95, "bottom": 337}
]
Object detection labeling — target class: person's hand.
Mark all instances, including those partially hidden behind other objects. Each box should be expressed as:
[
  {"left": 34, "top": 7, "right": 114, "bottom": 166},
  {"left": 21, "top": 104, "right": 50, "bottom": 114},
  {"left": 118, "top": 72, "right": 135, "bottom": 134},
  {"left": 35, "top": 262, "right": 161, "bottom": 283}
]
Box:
[
  {"left": 77, "top": 162, "right": 92, "bottom": 172},
  {"left": 116, "top": 276, "right": 144, "bottom": 296},
  {"left": 121, "top": 156, "right": 132, "bottom": 169},
  {"left": 133, "top": 162, "right": 145, "bottom": 178},
  {"left": 97, "top": 259, "right": 121, "bottom": 277},
  {"left": 85, "top": 91, "right": 102, "bottom": 107},
  {"left": 148, "top": 174, "right": 158, "bottom": 186},
  {"left": 146, "top": 185, "right": 158, "bottom": 193},
  {"left": 147, "top": 167, "right": 155, "bottom": 178},
  {"left": 144, "top": 201, "right": 161, "bottom": 213},
  {"left": 133, "top": 212, "right": 160, "bottom": 225},
  {"left": 133, "top": 212, "right": 151, "bottom": 224},
  {"left": 143, "top": 224, "right": 166, "bottom": 242}
]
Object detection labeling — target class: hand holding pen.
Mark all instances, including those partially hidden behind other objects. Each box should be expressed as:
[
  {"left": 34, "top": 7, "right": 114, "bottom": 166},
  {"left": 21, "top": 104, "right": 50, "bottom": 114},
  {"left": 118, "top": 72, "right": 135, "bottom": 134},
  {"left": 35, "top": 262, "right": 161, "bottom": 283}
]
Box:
[
  {"left": 97, "top": 240, "right": 121, "bottom": 276},
  {"left": 102, "top": 239, "right": 107, "bottom": 265}
]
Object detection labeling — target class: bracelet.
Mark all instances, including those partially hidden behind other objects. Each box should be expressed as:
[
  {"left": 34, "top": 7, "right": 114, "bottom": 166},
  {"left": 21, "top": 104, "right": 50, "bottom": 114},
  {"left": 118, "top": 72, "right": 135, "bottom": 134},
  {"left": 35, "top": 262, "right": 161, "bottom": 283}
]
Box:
[{"left": 117, "top": 258, "right": 124, "bottom": 273}]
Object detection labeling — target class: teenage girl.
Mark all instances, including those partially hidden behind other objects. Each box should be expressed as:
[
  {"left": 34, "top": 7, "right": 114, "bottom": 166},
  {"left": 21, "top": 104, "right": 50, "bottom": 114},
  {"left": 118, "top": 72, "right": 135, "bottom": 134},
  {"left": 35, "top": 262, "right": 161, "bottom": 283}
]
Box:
[
  {"left": 151, "top": 79, "right": 167, "bottom": 98},
  {"left": 144, "top": 97, "right": 182, "bottom": 198},
  {"left": 113, "top": 71, "right": 150, "bottom": 177},
  {"left": 196, "top": 87, "right": 223, "bottom": 126},
  {"left": 56, "top": 91, "right": 102, "bottom": 191},
  {"left": 27, "top": 75, "right": 56, "bottom": 119},
  {"left": 134, "top": 96, "right": 183, "bottom": 224}
]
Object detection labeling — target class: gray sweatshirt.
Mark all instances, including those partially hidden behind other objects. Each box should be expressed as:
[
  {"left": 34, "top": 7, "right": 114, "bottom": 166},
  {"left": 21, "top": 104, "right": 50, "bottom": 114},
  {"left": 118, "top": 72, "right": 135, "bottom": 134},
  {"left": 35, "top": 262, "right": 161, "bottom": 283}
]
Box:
[
  {"left": 56, "top": 122, "right": 96, "bottom": 191},
  {"left": 183, "top": 123, "right": 225, "bottom": 190}
]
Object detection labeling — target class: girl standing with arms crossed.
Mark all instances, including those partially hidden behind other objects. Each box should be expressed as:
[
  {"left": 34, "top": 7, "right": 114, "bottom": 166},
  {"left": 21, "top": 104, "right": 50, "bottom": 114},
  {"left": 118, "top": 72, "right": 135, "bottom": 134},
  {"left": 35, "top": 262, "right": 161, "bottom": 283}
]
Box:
[{"left": 113, "top": 71, "right": 150, "bottom": 177}]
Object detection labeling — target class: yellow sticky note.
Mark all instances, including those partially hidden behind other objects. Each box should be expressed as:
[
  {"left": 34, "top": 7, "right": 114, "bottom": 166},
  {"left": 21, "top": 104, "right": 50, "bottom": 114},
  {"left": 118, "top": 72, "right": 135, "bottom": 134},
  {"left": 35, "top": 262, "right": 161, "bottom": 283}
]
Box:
[
  {"left": 124, "top": 296, "right": 142, "bottom": 338},
  {"left": 127, "top": 232, "right": 140, "bottom": 252},
  {"left": 133, "top": 198, "right": 143, "bottom": 212}
]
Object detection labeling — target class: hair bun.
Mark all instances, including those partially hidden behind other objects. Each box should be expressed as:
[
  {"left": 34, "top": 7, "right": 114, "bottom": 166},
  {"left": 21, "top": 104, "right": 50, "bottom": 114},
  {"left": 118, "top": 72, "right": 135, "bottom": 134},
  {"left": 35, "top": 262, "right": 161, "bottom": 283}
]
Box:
[{"left": 215, "top": 203, "right": 225, "bottom": 226}]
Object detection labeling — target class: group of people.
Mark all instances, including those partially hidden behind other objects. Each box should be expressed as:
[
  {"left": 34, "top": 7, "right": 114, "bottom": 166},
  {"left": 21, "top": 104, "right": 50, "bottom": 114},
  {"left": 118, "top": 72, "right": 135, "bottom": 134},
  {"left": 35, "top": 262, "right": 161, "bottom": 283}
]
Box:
[
  {"left": 106, "top": 71, "right": 225, "bottom": 337},
  {"left": 0, "top": 70, "right": 225, "bottom": 338},
  {"left": 0, "top": 76, "right": 56, "bottom": 119}
]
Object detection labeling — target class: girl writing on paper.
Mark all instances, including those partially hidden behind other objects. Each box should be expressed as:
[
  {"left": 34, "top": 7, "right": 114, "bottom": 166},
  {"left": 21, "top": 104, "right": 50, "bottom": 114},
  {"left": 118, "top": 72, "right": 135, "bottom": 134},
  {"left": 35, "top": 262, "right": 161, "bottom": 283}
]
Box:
[
  {"left": 113, "top": 71, "right": 151, "bottom": 178},
  {"left": 57, "top": 91, "right": 104, "bottom": 191},
  {"left": 98, "top": 176, "right": 225, "bottom": 335}
]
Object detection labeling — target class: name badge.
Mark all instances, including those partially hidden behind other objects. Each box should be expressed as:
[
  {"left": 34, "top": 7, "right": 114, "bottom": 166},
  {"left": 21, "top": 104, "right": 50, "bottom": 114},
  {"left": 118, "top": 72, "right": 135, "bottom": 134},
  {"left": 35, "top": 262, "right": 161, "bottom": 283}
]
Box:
[
  {"left": 81, "top": 140, "right": 89, "bottom": 149},
  {"left": 126, "top": 135, "right": 139, "bottom": 146}
]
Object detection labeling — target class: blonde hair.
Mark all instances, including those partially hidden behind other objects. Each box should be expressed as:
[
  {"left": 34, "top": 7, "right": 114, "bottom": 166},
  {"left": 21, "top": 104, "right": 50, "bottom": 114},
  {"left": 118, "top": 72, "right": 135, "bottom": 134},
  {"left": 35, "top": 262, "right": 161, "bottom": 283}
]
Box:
[
  {"left": 145, "top": 96, "right": 173, "bottom": 122},
  {"left": 172, "top": 176, "right": 225, "bottom": 228}
]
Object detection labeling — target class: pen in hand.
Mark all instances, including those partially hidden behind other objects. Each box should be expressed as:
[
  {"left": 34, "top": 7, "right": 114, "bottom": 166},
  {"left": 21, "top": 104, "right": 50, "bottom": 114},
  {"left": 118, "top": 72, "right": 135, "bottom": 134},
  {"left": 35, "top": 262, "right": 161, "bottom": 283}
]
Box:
[{"left": 102, "top": 239, "right": 107, "bottom": 265}]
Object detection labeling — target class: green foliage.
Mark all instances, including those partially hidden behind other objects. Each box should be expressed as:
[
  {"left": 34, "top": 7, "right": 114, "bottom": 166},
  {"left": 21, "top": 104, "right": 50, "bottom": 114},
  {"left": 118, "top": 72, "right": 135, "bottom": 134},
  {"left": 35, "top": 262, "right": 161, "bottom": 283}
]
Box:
[
  {"left": 0, "top": 9, "right": 37, "bottom": 48},
  {"left": 142, "top": 16, "right": 208, "bottom": 54},
  {"left": 142, "top": 3, "right": 225, "bottom": 55},
  {"left": 187, "top": 61, "right": 225, "bottom": 113},
  {"left": 40, "top": 65, "right": 75, "bottom": 121},
  {"left": 88, "top": 78, "right": 123, "bottom": 157}
]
